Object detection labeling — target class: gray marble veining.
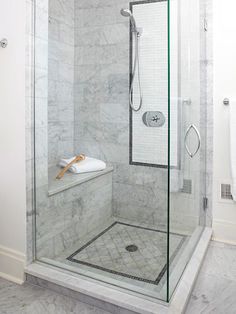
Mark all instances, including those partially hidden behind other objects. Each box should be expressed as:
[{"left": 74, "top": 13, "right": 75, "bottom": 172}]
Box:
[
  {"left": 186, "top": 241, "right": 236, "bottom": 314},
  {"left": 0, "top": 277, "right": 110, "bottom": 314},
  {"left": 48, "top": 0, "right": 75, "bottom": 167}
]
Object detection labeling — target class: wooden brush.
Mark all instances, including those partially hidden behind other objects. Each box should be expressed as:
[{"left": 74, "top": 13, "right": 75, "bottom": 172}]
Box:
[{"left": 56, "top": 154, "right": 85, "bottom": 180}]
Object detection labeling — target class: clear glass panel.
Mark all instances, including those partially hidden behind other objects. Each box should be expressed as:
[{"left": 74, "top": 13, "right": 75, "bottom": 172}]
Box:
[
  {"left": 34, "top": 0, "right": 169, "bottom": 302},
  {"left": 168, "top": 0, "right": 207, "bottom": 300}
]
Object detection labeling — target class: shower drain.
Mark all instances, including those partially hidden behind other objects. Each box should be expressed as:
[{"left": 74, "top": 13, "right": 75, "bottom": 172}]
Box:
[{"left": 125, "top": 244, "right": 138, "bottom": 252}]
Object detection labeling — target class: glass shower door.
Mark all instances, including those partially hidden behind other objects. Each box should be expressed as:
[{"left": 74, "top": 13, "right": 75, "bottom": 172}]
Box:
[
  {"left": 168, "top": 0, "right": 207, "bottom": 300},
  {"left": 34, "top": 0, "right": 170, "bottom": 303}
]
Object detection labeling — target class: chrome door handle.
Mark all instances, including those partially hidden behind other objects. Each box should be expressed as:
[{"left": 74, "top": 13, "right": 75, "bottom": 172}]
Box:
[{"left": 184, "top": 124, "right": 201, "bottom": 158}]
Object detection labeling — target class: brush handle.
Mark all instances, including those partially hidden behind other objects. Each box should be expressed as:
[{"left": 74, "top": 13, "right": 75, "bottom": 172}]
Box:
[{"left": 56, "top": 155, "right": 85, "bottom": 179}]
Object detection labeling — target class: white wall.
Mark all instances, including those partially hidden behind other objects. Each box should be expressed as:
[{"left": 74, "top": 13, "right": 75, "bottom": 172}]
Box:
[
  {"left": 0, "top": 0, "right": 26, "bottom": 283},
  {"left": 213, "top": 0, "right": 236, "bottom": 244}
]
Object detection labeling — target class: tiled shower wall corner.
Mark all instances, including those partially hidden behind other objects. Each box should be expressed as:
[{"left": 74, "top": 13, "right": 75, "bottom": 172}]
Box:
[
  {"left": 73, "top": 0, "right": 169, "bottom": 228},
  {"left": 48, "top": 0, "right": 75, "bottom": 167}
]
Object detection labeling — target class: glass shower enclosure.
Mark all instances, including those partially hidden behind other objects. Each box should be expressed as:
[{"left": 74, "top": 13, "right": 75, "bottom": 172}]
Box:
[{"left": 34, "top": 0, "right": 207, "bottom": 303}]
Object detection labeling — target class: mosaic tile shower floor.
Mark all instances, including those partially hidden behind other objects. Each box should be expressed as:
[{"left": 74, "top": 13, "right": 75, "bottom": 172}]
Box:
[{"left": 67, "top": 222, "right": 185, "bottom": 285}]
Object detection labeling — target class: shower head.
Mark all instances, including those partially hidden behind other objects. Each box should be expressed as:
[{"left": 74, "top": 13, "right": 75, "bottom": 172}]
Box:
[
  {"left": 120, "top": 8, "right": 132, "bottom": 17},
  {"left": 120, "top": 8, "right": 138, "bottom": 32}
]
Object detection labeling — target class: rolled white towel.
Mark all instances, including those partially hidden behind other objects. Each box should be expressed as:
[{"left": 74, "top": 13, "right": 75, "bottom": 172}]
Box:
[{"left": 59, "top": 156, "right": 106, "bottom": 174}]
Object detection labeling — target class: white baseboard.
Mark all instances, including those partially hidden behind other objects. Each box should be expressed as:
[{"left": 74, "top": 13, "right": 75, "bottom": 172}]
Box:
[
  {"left": 0, "top": 245, "right": 25, "bottom": 284},
  {"left": 212, "top": 219, "right": 236, "bottom": 245}
]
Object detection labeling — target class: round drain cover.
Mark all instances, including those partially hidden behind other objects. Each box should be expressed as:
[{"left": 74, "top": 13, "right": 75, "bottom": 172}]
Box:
[{"left": 126, "top": 245, "right": 138, "bottom": 252}]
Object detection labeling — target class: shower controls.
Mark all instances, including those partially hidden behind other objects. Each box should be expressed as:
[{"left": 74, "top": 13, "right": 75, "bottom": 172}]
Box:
[
  {"left": 0, "top": 38, "right": 8, "bottom": 48},
  {"left": 142, "top": 111, "right": 165, "bottom": 127}
]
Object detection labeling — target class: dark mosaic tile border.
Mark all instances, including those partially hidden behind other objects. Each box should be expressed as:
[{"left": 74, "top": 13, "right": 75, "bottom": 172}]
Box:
[{"left": 67, "top": 222, "right": 186, "bottom": 286}]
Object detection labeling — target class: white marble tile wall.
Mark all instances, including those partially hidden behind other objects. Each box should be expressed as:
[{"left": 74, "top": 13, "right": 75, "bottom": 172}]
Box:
[{"left": 48, "top": 0, "right": 75, "bottom": 167}]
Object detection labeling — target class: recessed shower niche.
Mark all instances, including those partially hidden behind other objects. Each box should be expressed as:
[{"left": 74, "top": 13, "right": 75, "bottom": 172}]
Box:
[{"left": 30, "top": 0, "right": 213, "bottom": 309}]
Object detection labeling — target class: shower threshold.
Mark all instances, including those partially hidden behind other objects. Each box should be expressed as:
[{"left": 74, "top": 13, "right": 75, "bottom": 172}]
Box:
[{"left": 25, "top": 227, "right": 212, "bottom": 314}]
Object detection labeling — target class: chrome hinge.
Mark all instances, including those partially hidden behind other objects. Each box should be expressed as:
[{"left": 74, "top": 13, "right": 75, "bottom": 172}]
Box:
[
  {"left": 204, "top": 18, "right": 208, "bottom": 32},
  {"left": 203, "top": 197, "right": 208, "bottom": 210}
]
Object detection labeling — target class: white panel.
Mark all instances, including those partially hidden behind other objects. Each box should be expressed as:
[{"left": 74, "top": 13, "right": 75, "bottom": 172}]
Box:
[{"left": 131, "top": 0, "right": 179, "bottom": 167}]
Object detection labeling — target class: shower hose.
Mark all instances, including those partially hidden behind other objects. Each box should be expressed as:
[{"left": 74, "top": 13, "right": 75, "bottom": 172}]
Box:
[{"left": 130, "top": 32, "right": 143, "bottom": 112}]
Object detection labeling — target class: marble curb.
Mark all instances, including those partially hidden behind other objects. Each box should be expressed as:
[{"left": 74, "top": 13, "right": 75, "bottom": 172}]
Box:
[
  {"left": 169, "top": 227, "right": 213, "bottom": 313},
  {"left": 25, "top": 227, "right": 212, "bottom": 314}
]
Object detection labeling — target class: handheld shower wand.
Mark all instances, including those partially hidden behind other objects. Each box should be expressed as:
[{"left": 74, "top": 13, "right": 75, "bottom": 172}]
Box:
[{"left": 120, "top": 8, "right": 143, "bottom": 112}]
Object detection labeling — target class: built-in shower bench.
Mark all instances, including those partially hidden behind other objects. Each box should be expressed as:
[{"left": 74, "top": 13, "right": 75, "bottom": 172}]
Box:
[
  {"left": 48, "top": 165, "right": 113, "bottom": 196},
  {"left": 37, "top": 166, "right": 114, "bottom": 260}
]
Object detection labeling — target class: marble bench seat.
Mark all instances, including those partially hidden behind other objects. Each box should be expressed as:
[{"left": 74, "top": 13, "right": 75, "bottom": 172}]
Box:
[{"left": 48, "top": 165, "right": 114, "bottom": 196}]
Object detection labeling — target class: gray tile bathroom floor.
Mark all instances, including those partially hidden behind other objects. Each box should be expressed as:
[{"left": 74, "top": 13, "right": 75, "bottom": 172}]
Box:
[
  {"left": 1, "top": 241, "right": 236, "bottom": 314},
  {"left": 186, "top": 241, "right": 236, "bottom": 314},
  {"left": 0, "top": 277, "right": 109, "bottom": 314}
]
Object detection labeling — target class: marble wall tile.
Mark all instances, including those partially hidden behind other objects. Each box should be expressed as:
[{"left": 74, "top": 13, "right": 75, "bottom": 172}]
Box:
[
  {"left": 35, "top": 37, "right": 48, "bottom": 70},
  {"left": 49, "top": 40, "right": 74, "bottom": 65},
  {"left": 35, "top": 69, "right": 48, "bottom": 99},
  {"left": 49, "top": 0, "right": 74, "bottom": 26},
  {"left": 48, "top": 0, "right": 75, "bottom": 167},
  {"left": 35, "top": 97, "right": 48, "bottom": 128},
  {"left": 35, "top": 6, "right": 48, "bottom": 40},
  {"left": 74, "top": 24, "right": 128, "bottom": 47}
]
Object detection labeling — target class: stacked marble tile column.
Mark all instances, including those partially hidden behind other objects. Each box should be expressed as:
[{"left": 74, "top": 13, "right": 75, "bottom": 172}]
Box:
[
  {"left": 48, "top": 0, "right": 75, "bottom": 167},
  {"left": 25, "top": 0, "right": 50, "bottom": 264},
  {"left": 33, "top": 0, "right": 50, "bottom": 260}
]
